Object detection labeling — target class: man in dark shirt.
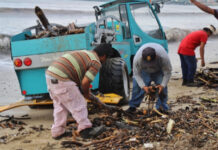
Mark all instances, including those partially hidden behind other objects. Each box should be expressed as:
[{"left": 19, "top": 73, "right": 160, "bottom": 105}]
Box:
[{"left": 190, "top": 0, "right": 218, "bottom": 19}]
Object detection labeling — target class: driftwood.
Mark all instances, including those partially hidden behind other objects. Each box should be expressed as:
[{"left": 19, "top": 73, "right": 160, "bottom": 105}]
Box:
[
  {"left": 150, "top": 119, "right": 162, "bottom": 124},
  {"left": 0, "top": 123, "right": 6, "bottom": 128},
  {"left": 83, "top": 135, "right": 116, "bottom": 147},
  {"left": 166, "top": 119, "right": 175, "bottom": 134},
  {"left": 0, "top": 115, "right": 27, "bottom": 130},
  {"left": 35, "top": 6, "right": 50, "bottom": 30},
  {"left": 25, "top": 6, "right": 85, "bottom": 40},
  {"left": 61, "top": 135, "right": 117, "bottom": 148},
  {"left": 200, "top": 97, "right": 217, "bottom": 103},
  {"left": 195, "top": 67, "right": 218, "bottom": 88},
  {"left": 67, "top": 23, "right": 84, "bottom": 34},
  {"left": 198, "top": 77, "right": 210, "bottom": 85},
  {"left": 61, "top": 140, "right": 84, "bottom": 147},
  {"left": 152, "top": 108, "right": 168, "bottom": 117},
  {"left": 0, "top": 115, "right": 30, "bottom": 120},
  {"left": 123, "top": 117, "right": 139, "bottom": 125},
  {"left": 201, "top": 121, "right": 217, "bottom": 133}
]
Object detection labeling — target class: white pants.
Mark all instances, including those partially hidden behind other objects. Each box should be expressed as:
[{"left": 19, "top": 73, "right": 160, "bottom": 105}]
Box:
[{"left": 46, "top": 78, "right": 92, "bottom": 138}]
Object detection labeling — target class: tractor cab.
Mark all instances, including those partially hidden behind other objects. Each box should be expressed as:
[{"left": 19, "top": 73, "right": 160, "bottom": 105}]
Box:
[{"left": 93, "top": 0, "right": 168, "bottom": 54}]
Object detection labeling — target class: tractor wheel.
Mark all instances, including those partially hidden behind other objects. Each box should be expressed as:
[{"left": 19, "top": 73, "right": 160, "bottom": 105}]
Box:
[{"left": 99, "top": 57, "right": 130, "bottom": 104}]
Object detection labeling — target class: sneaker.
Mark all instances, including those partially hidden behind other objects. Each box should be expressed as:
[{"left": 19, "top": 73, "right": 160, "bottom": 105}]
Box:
[
  {"left": 52, "top": 131, "right": 72, "bottom": 140},
  {"left": 80, "top": 125, "right": 106, "bottom": 139},
  {"left": 125, "top": 107, "right": 136, "bottom": 113}
]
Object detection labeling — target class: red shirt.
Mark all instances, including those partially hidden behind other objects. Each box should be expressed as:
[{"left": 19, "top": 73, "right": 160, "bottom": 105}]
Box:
[{"left": 178, "top": 30, "right": 208, "bottom": 56}]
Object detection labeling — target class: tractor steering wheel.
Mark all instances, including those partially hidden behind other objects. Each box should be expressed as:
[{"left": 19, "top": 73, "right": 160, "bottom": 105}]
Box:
[{"left": 95, "top": 15, "right": 121, "bottom": 34}]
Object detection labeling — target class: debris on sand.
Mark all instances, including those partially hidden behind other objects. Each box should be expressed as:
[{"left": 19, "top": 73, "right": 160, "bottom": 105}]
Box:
[
  {"left": 0, "top": 95, "right": 217, "bottom": 149},
  {"left": 61, "top": 99, "right": 218, "bottom": 149},
  {"left": 195, "top": 67, "right": 218, "bottom": 88},
  {"left": 0, "top": 115, "right": 29, "bottom": 130},
  {"left": 176, "top": 96, "right": 195, "bottom": 104}
]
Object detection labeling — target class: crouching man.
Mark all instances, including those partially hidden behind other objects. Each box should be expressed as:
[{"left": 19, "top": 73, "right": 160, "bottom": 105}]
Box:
[
  {"left": 126, "top": 43, "right": 172, "bottom": 114},
  {"left": 46, "top": 43, "right": 113, "bottom": 139}
]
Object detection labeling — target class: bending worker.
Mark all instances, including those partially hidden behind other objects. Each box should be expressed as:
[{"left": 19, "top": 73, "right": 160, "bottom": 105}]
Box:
[
  {"left": 46, "top": 43, "right": 113, "bottom": 140},
  {"left": 126, "top": 43, "right": 172, "bottom": 114},
  {"left": 178, "top": 25, "right": 216, "bottom": 86}
]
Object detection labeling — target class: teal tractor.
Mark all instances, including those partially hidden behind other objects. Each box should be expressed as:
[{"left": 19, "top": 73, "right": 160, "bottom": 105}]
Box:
[{"left": 10, "top": 0, "right": 168, "bottom": 106}]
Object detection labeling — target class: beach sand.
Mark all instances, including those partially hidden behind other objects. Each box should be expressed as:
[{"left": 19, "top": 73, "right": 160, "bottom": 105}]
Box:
[{"left": 0, "top": 38, "right": 217, "bottom": 149}]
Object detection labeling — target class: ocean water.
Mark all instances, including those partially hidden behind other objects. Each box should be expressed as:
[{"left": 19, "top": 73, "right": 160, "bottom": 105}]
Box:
[
  {"left": 0, "top": 0, "right": 102, "bottom": 35},
  {"left": 0, "top": 0, "right": 102, "bottom": 11}
]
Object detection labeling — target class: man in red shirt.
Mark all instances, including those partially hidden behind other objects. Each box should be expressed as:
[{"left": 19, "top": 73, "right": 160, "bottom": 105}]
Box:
[{"left": 178, "top": 25, "right": 216, "bottom": 86}]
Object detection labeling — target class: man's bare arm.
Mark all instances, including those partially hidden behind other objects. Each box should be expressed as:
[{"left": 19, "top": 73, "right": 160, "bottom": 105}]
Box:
[
  {"left": 81, "top": 76, "right": 113, "bottom": 109},
  {"left": 190, "top": 0, "right": 214, "bottom": 15},
  {"left": 81, "top": 76, "right": 91, "bottom": 99},
  {"left": 199, "top": 42, "right": 206, "bottom": 67}
]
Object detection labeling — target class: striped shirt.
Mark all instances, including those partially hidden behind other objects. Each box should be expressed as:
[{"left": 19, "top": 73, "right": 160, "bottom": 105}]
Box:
[{"left": 46, "top": 50, "right": 101, "bottom": 86}]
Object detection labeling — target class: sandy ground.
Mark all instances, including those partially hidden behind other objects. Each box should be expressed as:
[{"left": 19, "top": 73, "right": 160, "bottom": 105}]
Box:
[{"left": 0, "top": 39, "right": 218, "bottom": 149}]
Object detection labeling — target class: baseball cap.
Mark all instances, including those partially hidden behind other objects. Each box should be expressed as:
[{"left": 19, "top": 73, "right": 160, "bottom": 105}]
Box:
[
  {"left": 203, "top": 25, "right": 216, "bottom": 34},
  {"left": 142, "top": 47, "right": 156, "bottom": 62}
]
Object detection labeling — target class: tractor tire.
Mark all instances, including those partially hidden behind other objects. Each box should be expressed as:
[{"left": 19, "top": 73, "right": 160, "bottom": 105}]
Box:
[{"left": 99, "top": 57, "right": 130, "bottom": 104}]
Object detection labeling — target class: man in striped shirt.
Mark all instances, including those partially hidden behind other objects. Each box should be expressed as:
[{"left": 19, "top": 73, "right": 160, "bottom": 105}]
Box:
[{"left": 46, "top": 43, "right": 113, "bottom": 139}]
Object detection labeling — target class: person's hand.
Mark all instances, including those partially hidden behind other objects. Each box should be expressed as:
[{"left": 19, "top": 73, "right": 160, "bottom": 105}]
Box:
[
  {"left": 148, "top": 86, "right": 156, "bottom": 93},
  {"left": 143, "top": 86, "right": 150, "bottom": 94},
  {"left": 201, "top": 59, "right": 205, "bottom": 67},
  {"left": 156, "top": 85, "right": 164, "bottom": 94}
]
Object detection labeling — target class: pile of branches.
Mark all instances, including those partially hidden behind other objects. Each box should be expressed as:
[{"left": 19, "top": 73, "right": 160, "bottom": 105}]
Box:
[
  {"left": 24, "top": 6, "right": 84, "bottom": 40},
  {"left": 0, "top": 115, "right": 29, "bottom": 130},
  {"left": 195, "top": 68, "right": 218, "bottom": 88},
  {"left": 62, "top": 101, "right": 217, "bottom": 149}
]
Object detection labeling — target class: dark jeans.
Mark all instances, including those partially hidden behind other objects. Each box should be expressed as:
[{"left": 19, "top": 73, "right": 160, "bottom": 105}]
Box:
[
  {"left": 129, "top": 71, "right": 169, "bottom": 111},
  {"left": 179, "top": 54, "right": 197, "bottom": 82}
]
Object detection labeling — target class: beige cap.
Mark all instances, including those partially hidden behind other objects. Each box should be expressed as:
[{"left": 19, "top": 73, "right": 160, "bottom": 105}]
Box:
[{"left": 203, "top": 25, "right": 216, "bottom": 34}]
